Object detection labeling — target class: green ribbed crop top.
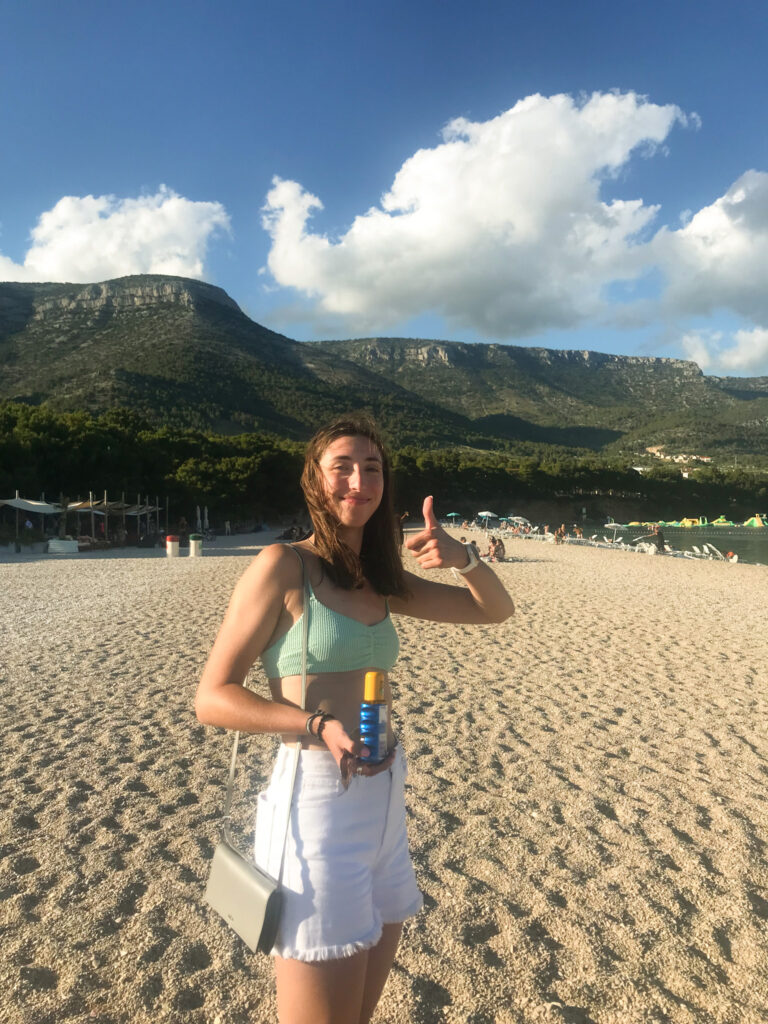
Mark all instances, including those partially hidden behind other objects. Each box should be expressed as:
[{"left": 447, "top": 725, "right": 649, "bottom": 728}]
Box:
[{"left": 260, "top": 579, "right": 400, "bottom": 678}]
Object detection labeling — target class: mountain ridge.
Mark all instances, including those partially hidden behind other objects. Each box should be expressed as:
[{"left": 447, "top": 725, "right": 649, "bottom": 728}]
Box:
[{"left": 1, "top": 275, "right": 767, "bottom": 459}]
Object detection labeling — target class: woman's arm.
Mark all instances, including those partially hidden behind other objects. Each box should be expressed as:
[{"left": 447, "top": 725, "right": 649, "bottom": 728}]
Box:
[
  {"left": 195, "top": 544, "right": 312, "bottom": 734},
  {"left": 389, "top": 497, "right": 515, "bottom": 624}
]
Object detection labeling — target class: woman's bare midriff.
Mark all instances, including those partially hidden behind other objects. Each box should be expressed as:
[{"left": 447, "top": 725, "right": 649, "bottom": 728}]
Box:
[{"left": 270, "top": 669, "right": 395, "bottom": 750}]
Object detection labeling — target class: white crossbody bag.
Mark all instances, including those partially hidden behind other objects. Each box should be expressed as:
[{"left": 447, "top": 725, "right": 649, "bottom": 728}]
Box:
[{"left": 204, "top": 547, "right": 309, "bottom": 953}]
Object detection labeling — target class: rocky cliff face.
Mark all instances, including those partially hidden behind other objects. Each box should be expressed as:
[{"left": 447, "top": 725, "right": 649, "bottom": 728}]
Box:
[
  {"left": 526, "top": 348, "right": 701, "bottom": 374},
  {"left": 315, "top": 335, "right": 704, "bottom": 377},
  {"left": 0, "top": 275, "right": 241, "bottom": 336}
]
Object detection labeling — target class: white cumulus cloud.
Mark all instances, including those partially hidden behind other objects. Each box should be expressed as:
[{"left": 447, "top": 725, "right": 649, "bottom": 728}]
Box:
[
  {"left": 262, "top": 91, "right": 688, "bottom": 336},
  {"left": 681, "top": 330, "right": 719, "bottom": 371},
  {"left": 654, "top": 170, "right": 768, "bottom": 324},
  {"left": 722, "top": 327, "right": 768, "bottom": 372},
  {"left": 0, "top": 186, "right": 230, "bottom": 283},
  {"left": 683, "top": 326, "right": 768, "bottom": 374}
]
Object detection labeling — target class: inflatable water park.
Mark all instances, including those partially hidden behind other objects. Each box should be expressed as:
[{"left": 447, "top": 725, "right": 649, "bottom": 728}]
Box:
[{"left": 622, "top": 514, "right": 765, "bottom": 529}]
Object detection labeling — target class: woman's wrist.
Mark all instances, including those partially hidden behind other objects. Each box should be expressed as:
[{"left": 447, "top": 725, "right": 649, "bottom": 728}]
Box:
[
  {"left": 305, "top": 710, "right": 336, "bottom": 741},
  {"left": 454, "top": 541, "right": 479, "bottom": 574},
  {"left": 316, "top": 713, "right": 336, "bottom": 743},
  {"left": 305, "top": 710, "right": 325, "bottom": 737}
]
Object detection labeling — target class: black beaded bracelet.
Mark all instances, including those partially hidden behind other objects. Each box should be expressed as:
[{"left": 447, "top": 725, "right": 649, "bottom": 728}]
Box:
[
  {"left": 305, "top": 711, "right": 325, "bottom": 737},
  {"left": 316, "top": 713, "right": 336, "bottom": 741}
]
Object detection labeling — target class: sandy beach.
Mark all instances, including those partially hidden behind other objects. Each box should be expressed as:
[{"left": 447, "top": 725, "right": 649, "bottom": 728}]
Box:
[{"left": 1, "top": 534, "right": 767, "bottom": 1024}]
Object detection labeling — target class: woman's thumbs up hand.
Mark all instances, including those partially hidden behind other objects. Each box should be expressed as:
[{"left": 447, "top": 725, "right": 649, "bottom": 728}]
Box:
[{"left": 404, "top": 496, "right": 470, "bottom": 570}]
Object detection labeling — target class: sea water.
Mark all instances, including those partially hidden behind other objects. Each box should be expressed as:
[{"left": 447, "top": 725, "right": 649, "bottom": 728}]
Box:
[{"left": 592, "top": 524, "right": 768, "bottom": 565}]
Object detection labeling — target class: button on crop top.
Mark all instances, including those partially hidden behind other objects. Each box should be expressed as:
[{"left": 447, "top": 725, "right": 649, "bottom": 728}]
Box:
[{"left": 260, "top": 580, "right": 400, "bottom": 678}]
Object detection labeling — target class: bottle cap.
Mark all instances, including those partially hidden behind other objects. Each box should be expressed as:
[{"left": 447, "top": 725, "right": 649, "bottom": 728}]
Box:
[{"left": 364, "top": 670, "right": 385, "bottom": 702}]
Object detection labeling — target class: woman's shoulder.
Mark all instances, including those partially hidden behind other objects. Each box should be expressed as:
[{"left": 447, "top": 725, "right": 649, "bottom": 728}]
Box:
[{"left": 238, "top": 543, "right": 305, "bottom": 594}]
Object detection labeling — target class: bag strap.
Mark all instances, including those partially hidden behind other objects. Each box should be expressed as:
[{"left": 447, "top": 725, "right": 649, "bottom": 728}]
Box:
[
  {"left": 275, "top": 546, "right": 309, "bottom": 884},
  {"left": 222, "top": 543, "right": 309, "bottom": 886}
]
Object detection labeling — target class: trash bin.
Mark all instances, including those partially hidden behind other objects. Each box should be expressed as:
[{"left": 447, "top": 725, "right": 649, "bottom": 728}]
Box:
[
  {"left": 189, "top": 533, "right": 203, "bottom": 557},
  {"left": 166, "top": 534, "right": 180, "bottom": 558}
]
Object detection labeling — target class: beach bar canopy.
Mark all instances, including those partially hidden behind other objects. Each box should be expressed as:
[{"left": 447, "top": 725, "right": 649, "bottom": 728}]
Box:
[
  {"left": 0, "top": 497, "right": 61, "bottom": 514},
  {"left": 1, "top": 495, "right": 62, "bottom": 542},
  {"left": 2, "top": 492, "right": 166, "bottom": 540},
  {"left": 2, "top": 495, "right": 162, "bottom": 516}
]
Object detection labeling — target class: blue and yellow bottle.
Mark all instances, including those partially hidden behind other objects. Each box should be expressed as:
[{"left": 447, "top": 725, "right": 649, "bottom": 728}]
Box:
[{"left": 359, "top": 670, "right": 388, "bottom": 764}]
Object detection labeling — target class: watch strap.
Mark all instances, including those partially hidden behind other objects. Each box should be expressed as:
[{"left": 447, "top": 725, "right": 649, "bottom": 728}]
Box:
[{"left": 455, "top": 542, "right": 478, "bottom": 575}]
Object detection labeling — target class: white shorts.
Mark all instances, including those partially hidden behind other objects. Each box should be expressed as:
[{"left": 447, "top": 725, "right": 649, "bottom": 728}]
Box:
[{"left": 254, "top": 743, "right": 423, "bottom": 961}]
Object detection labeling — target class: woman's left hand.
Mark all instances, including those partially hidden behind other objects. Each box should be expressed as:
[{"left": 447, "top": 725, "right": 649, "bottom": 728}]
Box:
[
  {"left": 405, "top": 496, "right": 471, "bottom": 571},
  {"left": 340, "top": 745, "right": 396, "bottom": 787},
  {"left": 319, "top": 717, "right": 395, "bottom": 785}
]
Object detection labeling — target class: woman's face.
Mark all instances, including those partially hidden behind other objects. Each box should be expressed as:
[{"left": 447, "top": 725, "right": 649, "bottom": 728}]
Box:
[{"left": 317, "top": 434, "right": 384, "bottom": 529}]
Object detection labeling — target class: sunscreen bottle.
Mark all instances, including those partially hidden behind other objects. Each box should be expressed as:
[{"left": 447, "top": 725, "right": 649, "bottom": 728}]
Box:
[{"left": 359, "top": 670, "right": 388, "bottom": 764}]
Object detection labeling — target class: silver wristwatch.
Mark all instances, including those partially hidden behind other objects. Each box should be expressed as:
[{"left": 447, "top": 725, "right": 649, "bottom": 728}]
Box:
[{"left": 455, "top": 542, "right": 479, "bottom": 575}]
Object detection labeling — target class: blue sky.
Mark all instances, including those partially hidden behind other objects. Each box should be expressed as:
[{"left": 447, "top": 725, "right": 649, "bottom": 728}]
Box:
[{"left": 2, "top": 0, "right": 768, "bottom": 374}]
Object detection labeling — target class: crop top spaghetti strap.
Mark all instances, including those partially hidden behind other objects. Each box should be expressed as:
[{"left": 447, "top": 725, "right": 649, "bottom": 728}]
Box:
[{"left": 260, "top": 576, "right": 400, "bottom": 678}]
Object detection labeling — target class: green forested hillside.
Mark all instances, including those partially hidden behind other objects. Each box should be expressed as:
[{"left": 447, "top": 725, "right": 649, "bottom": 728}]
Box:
[
  {"left": 1, "top": 275, "right": 768, "bottom": 460},
  {"left": 311, "top": 337, "right": 764, "bottom": 448},
  {"left": 0, "top": 277, "right": 490, "bottom": 447}
]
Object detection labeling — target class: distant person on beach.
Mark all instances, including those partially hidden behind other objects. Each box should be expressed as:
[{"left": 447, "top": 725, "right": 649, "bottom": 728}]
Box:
[
  {"left": 486, "top": 536, "right": 505, "bottom": 561},
  {"left": 177, "top": 516, "right": 189, "bottom": 546},
  {"left": 196, "top": 414, "right": 514, "bottom": 1024},
  {"left": 653, "top": 524, "right": 666, "bottom": 554},
  {"left": 398, "top": 510, "right": 409, "bottom": 543}
]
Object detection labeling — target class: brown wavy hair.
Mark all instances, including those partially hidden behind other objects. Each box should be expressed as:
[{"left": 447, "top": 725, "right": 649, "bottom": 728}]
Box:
[{"left": 300, "top": 414, "right": 409, "bottom": 597}]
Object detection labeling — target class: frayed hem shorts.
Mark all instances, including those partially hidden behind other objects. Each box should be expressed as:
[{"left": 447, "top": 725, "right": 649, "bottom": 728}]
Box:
[{"left": 254, "top": 744, "right": 423, "bottom": 962}]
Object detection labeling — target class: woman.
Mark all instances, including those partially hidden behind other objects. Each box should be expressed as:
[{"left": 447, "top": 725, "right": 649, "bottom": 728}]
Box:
[{"left": 195, "top": 415, "right": 513, "bottom": 1024}]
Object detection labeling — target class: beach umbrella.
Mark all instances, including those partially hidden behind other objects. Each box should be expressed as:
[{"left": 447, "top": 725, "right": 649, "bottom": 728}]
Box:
[
  {"left": 203, "top": 506, "right": 209, "bottom": 531},
  {"left": 477, "top": 510, "right": 498, "bottom": 534},
  {"left": 196, "top": 505, "right": 202, "bottom": 532},
  {"left": 446, "top": 512, "right": 461, "bottom": 518},
  {"left": 508, "top": 516, "right": 532, "bottom": 533}
]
